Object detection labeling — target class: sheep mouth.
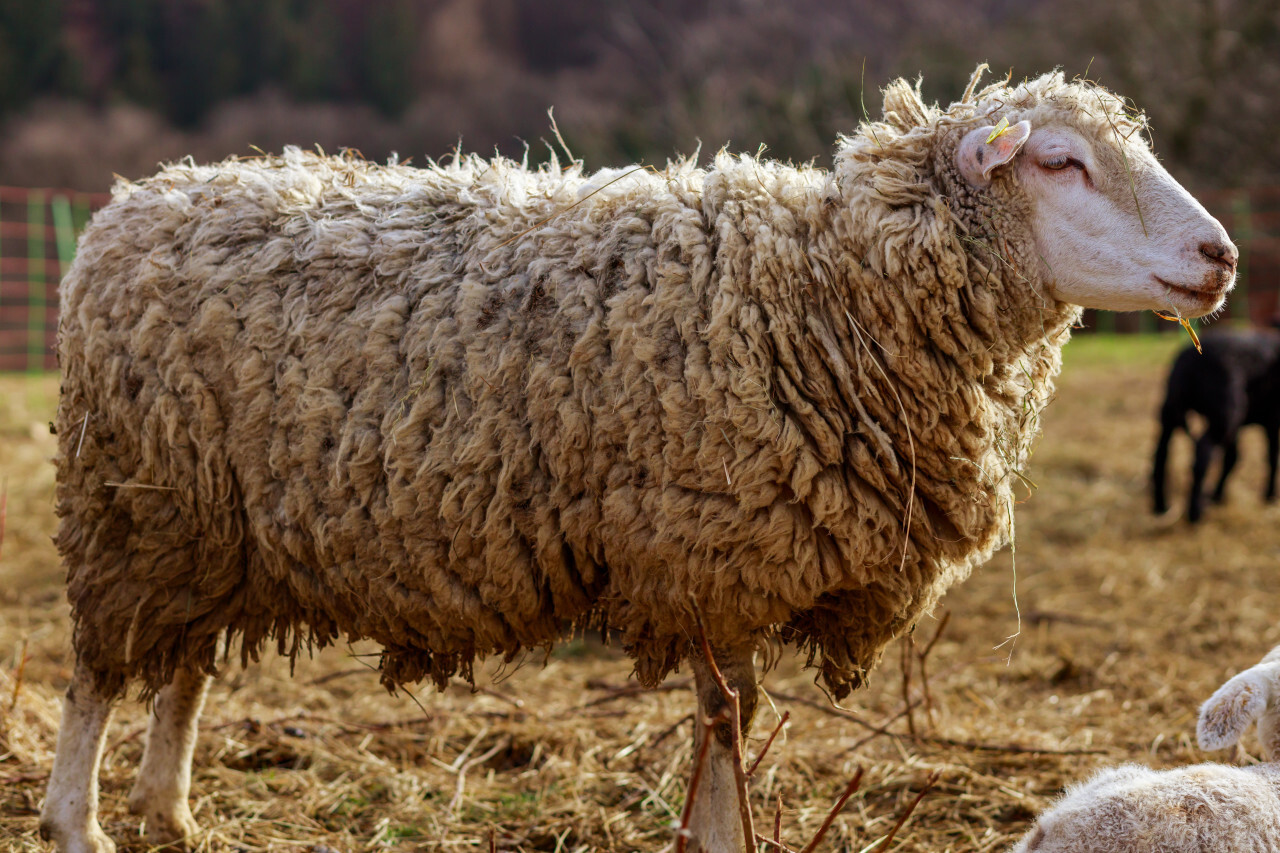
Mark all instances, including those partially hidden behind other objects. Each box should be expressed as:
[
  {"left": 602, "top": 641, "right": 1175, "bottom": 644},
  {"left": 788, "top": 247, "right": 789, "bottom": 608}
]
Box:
[{"left": 1155, "top": 276, "right": 1227, "bottom": 305}]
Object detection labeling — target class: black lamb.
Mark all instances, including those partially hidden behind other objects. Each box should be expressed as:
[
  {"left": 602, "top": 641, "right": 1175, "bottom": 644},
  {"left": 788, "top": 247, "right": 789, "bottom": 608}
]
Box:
[{"left": 1152, "top": 328, "right": 1280, "bottom": 523}]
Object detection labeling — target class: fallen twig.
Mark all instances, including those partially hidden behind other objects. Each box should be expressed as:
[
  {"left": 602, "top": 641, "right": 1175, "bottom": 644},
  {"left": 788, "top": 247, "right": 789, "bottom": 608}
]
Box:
[
  {"left": 205, "top": 711, "right": 437, "bottom": 736},
  {"left": 901, "top": 635, "right": 916, "bottom": 738},
  {"left": 9, "top": 638, "right": 28, "bottom": 711},
  {"left": 768, "top": 690, "right": 894, "bottom": 735},
  {"left": 915, "top": 612, "right": 951, "bottom": 726},
  {"left": 847, "top": 704, "right": 916, "bottom": 753},
  {"left": 799, "top": 765, "right": 865, "bottom": 853},
  {"left": 755, "top": 835, "right": 801, "bottom": 853},
  {"left": 649, "top": 712, "right": 695, "bottom": 754},
  {"left": 746, "top": 710, "right": 790, "bottom": 778},
  {"left": 864, "top": 769, "right": 941, "bottom": 852},
  {"left": 922, "top": 735, "right": 1107, "bottom": 756},
  {"left": 305, "top": 667, "right": 372, "bottom": 686},
  {"left": 774, "top": 792, "right": 784, "bottom": 849},
  {"left": 768, "top": 690, "right": 1106, "bottom": 756},
  {"left": 579, "top": 679, "right": 691, "bottom": 709},
  {"left": 448, "top": 735, "right": 511, "bottom": 814},
  {"left": 476, "top": 685, "right": 525, "bottom": 710}
]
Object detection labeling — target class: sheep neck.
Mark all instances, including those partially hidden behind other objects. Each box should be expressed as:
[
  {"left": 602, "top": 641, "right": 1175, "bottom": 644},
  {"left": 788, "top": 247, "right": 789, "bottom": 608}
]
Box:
[{"left": 697, "top": 155, "right": 1081, "bottom": 696}]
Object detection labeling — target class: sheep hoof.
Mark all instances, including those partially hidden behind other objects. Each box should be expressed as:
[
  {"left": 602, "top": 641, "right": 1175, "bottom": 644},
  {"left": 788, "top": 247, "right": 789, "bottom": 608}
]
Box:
[
  {"left": 127, "top": 794, "right": 200, "bottom": 848},
  {"left": 36, "top": 819, "right": 117, "bottom": 853}
]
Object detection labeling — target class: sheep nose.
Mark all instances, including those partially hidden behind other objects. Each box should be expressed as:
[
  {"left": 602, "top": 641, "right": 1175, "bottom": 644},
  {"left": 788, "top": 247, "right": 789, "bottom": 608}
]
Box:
[{"left": 1200, "top": 240, "right": 1238, "bottom": 270}]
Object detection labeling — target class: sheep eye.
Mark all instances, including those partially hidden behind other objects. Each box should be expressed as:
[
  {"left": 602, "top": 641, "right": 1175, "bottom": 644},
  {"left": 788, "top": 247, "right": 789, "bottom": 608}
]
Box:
[{"left": 1042, "top": 155, "right": 1084, "bottom": 172}]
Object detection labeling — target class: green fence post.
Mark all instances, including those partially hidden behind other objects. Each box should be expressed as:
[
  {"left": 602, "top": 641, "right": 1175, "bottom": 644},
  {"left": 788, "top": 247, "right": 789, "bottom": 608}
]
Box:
[
  {"left": 51, "top": 194, "right": 78, "bottom": 373},
  {"left": 52, "top": 194, "right": 76, "bottom": 269},
  {"left": 27, "top": 191, "right": 46, "bottom": 372},
  {"left": 72, "top": 195, "right": 92, "bottom": 235}
]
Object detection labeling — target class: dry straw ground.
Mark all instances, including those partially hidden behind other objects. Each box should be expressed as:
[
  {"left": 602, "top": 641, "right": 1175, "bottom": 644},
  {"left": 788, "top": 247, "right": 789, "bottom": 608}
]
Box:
[{"left": 3, "top": 332, "right": 1278, "bottom": 852}]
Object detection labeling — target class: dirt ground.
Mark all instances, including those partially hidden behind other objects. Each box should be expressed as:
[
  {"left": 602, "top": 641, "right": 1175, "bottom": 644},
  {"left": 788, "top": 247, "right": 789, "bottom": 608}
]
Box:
[{"left": 3, "top": 331, "right": 1278, "bottom": 853}]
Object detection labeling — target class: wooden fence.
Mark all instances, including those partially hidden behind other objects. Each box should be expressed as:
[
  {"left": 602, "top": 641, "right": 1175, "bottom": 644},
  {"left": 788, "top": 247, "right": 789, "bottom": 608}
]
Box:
[
  {"left": 0, "top": 187, "right": 110, "bottom": 371},
  {"left": 1202, "top": 186, "right": 1280, "bottom": 326},
  {"left": 0, "top": 183, "right": 1278, "bottom": 370}
]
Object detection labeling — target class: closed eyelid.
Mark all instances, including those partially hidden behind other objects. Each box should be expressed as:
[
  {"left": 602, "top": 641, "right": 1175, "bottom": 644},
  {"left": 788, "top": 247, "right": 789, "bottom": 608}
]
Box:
[
  {"left": 1042, "top": 155, "right": 1082, "bottom": 169},
  {"left": 1039, "top": 146, "right": 1077, "bottom": 160}
]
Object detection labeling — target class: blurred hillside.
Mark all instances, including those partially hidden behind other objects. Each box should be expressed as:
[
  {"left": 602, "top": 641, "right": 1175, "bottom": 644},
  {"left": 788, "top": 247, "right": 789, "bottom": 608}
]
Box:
[{"left": 0, "top": 0, "right": 1276, "bottom": 191}]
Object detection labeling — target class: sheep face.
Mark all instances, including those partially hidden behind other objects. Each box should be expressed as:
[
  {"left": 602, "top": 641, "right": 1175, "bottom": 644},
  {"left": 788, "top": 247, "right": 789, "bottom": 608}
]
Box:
[{"left": 1010, "top": 121, "right": 1234, "bottom": 318}]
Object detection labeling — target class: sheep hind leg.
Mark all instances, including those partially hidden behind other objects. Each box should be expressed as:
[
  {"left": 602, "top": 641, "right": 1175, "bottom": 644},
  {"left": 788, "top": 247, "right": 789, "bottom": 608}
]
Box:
[
  {"left": 686, "top": 645, "right": 758, "bottom": 853},
  {"left": 1212, "top": 438, "right": 1239, "bottom": 503},
  {"left": 1189, "top": 431, "right": 1220, "bottom": 523},
  {"left": 126, "top": 664, "right": 211, "bottom": 847},
  {"left": 1152, "top": 420, "right": 1178, "bottom": 514},
  {"left": 38, "top": 663, "right": 119, "bottom": 853}
]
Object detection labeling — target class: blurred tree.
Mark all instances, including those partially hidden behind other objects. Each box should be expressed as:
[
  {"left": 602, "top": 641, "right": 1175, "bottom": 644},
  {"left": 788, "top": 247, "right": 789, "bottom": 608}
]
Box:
[
  {"left": 157, "top": 2, "right": 242, "bottom": 127},
  {"left": 96, "top": 0, "right": 165, "bottom": 110},
  {"left": 0, "top": 0, "right": 1276, "bottom": 189},
  {"left": 279, "top": 0, "right": 343, "bottom": 102},
  {"left": 54, "top": 0, "right": 419, "bottom": 126},
  {"left": 514, "top": 0, "right": 608, "bottom": 72},
  {"left": 0, "top": 0, "right": 71, "bottom": 114},
  {"left": 357, "top": 0, "right": 420, "bottom": 118}
]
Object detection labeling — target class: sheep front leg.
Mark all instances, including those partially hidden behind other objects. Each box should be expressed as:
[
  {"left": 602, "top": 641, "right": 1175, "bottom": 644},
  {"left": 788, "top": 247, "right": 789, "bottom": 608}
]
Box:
[
  {"left": 126, "top": 665, "right": 211, "bottom": 847},
  {"left": 687, "top": 646, "right": 758, "bottom": 853},
  {"left": 38, "top": 664, "right": 119, "bottom": 853}
]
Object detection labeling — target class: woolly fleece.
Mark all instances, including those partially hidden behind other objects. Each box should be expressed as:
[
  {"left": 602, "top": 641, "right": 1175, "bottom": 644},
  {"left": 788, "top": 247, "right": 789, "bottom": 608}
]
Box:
[
  {"left": 1010, "top": 763, "right": 1280, "bottom": 852},
  {"left": 55, "top": 69, "right": 1126, "bottom": 699}
]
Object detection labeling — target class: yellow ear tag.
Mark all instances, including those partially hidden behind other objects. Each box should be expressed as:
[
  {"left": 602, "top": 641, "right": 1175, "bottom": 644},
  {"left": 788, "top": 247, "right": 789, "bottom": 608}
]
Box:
[
  {"left": 1154, "top": 310, "right": 1203, "bottom": 354},
  {"left": 985, "top": 116, "right": 1011, "bottom": 144}
]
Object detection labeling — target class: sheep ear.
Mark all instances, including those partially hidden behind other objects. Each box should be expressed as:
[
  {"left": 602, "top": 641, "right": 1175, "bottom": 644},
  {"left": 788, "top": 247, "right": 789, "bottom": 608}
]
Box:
[
  {"left": 1197, "top": 666, "right": 1273, "bottom": 751},
  {"left": 956, "top": 120, "right": 1031, "bottom": 188}
]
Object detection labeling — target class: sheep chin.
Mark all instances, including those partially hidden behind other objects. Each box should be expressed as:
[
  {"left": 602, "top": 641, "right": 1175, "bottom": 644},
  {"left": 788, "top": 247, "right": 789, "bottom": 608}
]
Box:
[{"left": 1154, "top": 276, "right": 1230, "bottom": 318}]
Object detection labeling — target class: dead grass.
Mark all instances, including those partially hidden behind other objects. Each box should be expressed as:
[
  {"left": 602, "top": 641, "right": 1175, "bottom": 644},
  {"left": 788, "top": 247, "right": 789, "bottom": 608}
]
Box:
[{"left": 4, "top": 332, "right": 1280, "bottom": 852}]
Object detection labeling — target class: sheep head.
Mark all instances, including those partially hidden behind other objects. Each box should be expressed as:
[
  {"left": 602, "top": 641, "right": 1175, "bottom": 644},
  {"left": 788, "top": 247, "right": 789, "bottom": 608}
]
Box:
[
  {"left": 953, "top": 70, "right": 1236, "bottom": 318},
  {"left": 845, "top": 66, "right": 1235, "bottom": 321}
]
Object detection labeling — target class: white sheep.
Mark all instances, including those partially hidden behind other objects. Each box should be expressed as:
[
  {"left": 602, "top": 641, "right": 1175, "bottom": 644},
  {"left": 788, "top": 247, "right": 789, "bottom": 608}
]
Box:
[
  {"left": 39, "top": 65, "right": 1235, "bottom": 853},
  {"left": 1008, "top": 646, "right": 1280, "bottom": 852}
]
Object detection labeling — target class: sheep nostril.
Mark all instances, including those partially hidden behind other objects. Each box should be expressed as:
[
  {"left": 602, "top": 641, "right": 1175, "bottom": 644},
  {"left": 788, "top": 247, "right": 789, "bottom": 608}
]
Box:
[{"left": 1199, "top": 241, "right": 1239, "bottom": 270}]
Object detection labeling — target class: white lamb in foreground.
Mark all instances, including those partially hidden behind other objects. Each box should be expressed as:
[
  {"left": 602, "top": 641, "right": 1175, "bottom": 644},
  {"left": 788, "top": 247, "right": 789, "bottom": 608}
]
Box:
[{"left": 1010, "top": 647, "right": 1280, "bottom": 852}]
